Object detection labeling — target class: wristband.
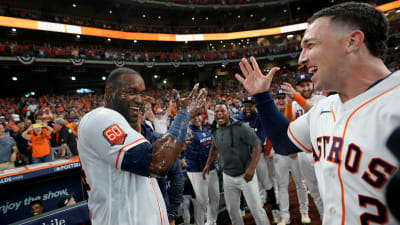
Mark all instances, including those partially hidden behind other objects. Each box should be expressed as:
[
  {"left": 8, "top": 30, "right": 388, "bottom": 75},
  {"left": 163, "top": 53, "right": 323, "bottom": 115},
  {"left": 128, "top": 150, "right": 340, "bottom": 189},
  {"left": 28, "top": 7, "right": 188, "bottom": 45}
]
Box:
[
  {"left": 294, "top": 93, "right": 307, "bottom": 107},
  {"left": 167, "top": 109, "right": 190, "bottom": 146}
]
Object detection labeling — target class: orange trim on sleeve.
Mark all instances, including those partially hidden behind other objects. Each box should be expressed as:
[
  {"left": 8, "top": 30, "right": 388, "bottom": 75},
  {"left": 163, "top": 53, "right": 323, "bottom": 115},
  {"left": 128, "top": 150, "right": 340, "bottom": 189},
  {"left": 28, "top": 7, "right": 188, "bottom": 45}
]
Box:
[
  {"left": 150, "top": 179, "right": 164, "bottom": 225},
  {"left": 288, "top": 123, "right": 312, "bottom": 153},
  {"left": 114, "top": 138, "right": 147, "bottom": 169},
  {"left": 331, "top": 106, "right": 336, "bottom": 123},
  {"left": 284, "top": 105, "right": 295, "bottom": 121},
  {"left": 337, "top": 81, "right": 400, "bottom": 225}
]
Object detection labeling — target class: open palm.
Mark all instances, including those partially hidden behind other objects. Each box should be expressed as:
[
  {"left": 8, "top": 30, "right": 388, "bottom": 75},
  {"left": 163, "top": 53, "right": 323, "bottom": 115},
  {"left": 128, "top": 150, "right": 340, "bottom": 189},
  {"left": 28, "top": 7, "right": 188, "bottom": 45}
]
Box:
[{"left": 235, "top": 56, "right": 280, "bottom": 95}]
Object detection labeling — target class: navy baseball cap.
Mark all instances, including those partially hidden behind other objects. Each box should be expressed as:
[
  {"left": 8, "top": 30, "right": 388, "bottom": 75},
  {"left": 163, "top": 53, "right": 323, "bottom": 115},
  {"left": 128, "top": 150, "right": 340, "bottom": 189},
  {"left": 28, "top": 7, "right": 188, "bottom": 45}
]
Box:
[
  {"left": 242, "top": 96, "right": 255, "bottom": 104},
  {"left": 274, "top": 89, "right": 286, "bottom": 98},
  {"left": 57, "top": 193, "right": 74, "bottom": 208},
  {"left": 295, "top": 73, "right": 312, "bottom": 85}
]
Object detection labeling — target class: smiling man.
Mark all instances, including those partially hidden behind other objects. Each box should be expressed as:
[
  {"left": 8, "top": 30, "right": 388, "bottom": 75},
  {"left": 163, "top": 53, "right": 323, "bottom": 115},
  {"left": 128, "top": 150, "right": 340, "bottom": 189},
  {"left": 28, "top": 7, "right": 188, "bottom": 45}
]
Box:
[
  {"left": 203, "top": 102, "right": 270, "bottom": 225},
  {"left": 78, "top": 67, "right": 206, "bottom": 225},
  {"left": 235, "top": 2, "right": 400, "bottom": 225}
]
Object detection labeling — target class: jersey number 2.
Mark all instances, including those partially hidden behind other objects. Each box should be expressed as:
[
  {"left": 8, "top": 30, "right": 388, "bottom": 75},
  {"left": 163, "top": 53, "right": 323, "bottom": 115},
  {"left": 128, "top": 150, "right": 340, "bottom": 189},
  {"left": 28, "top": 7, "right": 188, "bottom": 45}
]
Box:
[{"left": 359, "top": 195, "right": 387, "bottom": 225}]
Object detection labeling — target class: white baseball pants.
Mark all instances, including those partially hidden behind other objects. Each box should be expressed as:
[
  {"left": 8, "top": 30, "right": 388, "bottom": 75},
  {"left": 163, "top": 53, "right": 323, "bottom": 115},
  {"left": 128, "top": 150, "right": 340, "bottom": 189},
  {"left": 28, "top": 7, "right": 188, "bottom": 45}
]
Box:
[
  {"left": 187, "top": 169, "right": 220, "bottom": 225},
  {"left": 222, "top": 172, "right": 270, "bottom": 225},
  {"left": 274, "top": 154, "right": 309, "bottom": 221},
  {"left": 298, "top": 152, "right": 324, "bottom": 219}
]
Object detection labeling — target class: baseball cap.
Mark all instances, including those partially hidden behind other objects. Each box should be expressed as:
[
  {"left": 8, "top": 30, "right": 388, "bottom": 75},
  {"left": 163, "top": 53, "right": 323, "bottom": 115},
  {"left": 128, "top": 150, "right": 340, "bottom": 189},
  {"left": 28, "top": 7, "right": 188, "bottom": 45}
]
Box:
[
  {"left": 32, "top": 124, "right": 42, "bottom": 129},
  {"left": 274, "top": 89, "right": 286, "bottom": 98},
  {"left": 57, "top": 193, "right": 74, "bottom": 208},
  {"left": 295, "top": 73, "right": 312, "bottom": 85},
  {"left": 242, "top": 96, "right": 255, "bottom": 104},
  {"left": 156, "top": 108, "right": 163, "bottom": 114}
]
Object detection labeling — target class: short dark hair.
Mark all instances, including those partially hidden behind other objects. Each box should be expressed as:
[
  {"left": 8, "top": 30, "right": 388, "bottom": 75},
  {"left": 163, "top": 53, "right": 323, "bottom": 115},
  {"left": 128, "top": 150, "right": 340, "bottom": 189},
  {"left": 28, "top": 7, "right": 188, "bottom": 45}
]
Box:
[
  {"left": 106, "top": 67, "right": 140, "bottom": 88},
  {"left": 308, "top": 2, "right": 389, "bottom": 60},
  {"left": 29, "top": 200, "right": 43, "bottom": 208}
]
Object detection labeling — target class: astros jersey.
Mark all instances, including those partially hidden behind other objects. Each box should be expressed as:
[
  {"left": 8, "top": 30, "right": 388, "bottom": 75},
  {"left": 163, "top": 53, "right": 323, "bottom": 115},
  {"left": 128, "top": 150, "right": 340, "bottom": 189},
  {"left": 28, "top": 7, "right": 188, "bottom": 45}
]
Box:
[
  {"left": 288, "top": 71, "right": 400, "bottom": 225},
  {"left": 78, "top": 107, "right": 168, "bottom": 225},
  {"left": 292, "top": 94, "right": 326, "bottom": 119}
]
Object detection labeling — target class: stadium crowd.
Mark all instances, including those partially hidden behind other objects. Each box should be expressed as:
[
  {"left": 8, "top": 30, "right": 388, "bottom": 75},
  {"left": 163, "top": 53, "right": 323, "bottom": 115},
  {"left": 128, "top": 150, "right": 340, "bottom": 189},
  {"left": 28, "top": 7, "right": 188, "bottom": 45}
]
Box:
[{"left": 0, "top": 40, "right": 301, "bottom": 62}]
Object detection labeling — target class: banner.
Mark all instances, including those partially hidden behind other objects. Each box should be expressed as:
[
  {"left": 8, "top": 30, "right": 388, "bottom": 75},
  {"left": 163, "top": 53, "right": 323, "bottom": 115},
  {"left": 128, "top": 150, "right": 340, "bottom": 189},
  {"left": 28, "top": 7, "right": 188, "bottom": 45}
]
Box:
[
  {"left": 145, "top": 61, "right": 155, "bottom": 68},
  {"left": 171, "top": 60, "right": 181, "bottom": 68},
  {"left": 0, "top": 160, "right": 83, "bottom": 224},
  {"left": 16, "top": 56, "right": 36, "bottom": 65},
  {"left": 113, "top": 58, "right": 125, "bottom": 68},
  {"left": 69, "top": 58, "right": 85, "bottom": 66},
  {"left": 13, "top": 201, "right": 89, "bottom": 225},
  {"left": 196, "top": 61, "right": 205, "bottom": 68},
  {"left": 289, "top": 52, "right": 299, "bottom": 58}
]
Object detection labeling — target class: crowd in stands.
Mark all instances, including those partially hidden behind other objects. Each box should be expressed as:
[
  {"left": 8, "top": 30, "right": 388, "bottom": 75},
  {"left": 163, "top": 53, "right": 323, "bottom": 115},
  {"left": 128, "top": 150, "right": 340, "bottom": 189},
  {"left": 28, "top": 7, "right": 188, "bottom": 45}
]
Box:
[{"left": 0, "top": 40, "right": 301, "bottom": 62}]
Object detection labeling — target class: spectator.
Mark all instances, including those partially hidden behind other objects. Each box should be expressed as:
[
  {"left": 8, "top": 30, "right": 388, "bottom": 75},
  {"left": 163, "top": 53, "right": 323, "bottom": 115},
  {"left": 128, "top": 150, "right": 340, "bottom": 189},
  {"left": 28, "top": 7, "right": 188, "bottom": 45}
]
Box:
[
  {"left": 29, "top": 200, "right": 44, "bottom": 216},
  {"left": 0, "top": 124, "right": 18, "bottom": 170},
  {"left": 57, "top": 193, "right": 77, "bottom": 208},
  {"left": 52, "top": 118, "right": 78, "bottom": 156},
  {"left": 22, "top": 123, "right": 53, "bottom": 163},
  {"left": 184, "top": 114, "right": 220, "bottom": 225}
]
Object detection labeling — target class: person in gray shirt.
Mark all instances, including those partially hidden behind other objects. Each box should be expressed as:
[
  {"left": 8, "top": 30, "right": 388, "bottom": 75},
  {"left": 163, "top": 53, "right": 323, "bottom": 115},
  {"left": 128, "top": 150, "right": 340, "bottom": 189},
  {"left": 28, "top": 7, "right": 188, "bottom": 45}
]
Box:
[
  {"left": 0, "top": 124, "right": 18, "bottom": 171},
  {"left": 202, "top": 102, "right": 270, "bottom": 225}
]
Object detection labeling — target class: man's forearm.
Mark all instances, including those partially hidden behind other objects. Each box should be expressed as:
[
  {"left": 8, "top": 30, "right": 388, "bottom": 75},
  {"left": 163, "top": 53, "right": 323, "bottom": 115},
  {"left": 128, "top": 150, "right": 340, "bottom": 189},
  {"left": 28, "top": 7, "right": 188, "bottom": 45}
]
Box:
[
  {"left": 248, "top": 144, "right": 261, "bottom": 170},
  {"left": 254, "top": 91, "right": 301, "bottom": 155},
  {"left": 148, "top": 109, "right": 190, "bottom": 177},
  {"left": 205, "top": 145, "right": 218, "bottom": 167}
]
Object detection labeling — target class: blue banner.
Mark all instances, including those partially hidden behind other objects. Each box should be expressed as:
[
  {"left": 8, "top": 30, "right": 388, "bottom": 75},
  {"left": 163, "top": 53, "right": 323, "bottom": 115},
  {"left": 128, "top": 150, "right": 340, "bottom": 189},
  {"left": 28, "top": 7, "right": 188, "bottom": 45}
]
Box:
[
  {"left": 11, "top": 201, "right": 90, "bottom": 225},
  {"left": 0, "top": 170, "right": 83, "bottom": 224}
]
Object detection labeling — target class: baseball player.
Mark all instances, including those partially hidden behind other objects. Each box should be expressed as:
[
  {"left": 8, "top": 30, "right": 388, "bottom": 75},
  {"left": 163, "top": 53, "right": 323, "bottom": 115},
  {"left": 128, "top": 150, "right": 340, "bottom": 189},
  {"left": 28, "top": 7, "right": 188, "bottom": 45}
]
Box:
[
  {"left": 184, "top": 114, "right": 219, "bottom": 225},
  {"left": 78, "top": 68, "right": 206, "bottom": 225},
  {"left": 272, "top": 90, "right": 311, "bottom": 225},
  {"left": 280, "top": 73, "right": 325, "bottom": 218},
  {"left": 235, "top": 2, "right": 400, "bottom": 225}
]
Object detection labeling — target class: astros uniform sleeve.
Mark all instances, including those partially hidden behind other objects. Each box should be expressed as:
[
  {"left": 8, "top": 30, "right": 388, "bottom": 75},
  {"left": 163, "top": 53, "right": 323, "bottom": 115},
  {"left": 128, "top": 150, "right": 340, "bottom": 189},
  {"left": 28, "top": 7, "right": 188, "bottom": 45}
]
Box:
[
  {"left": 78, "top": 107, "right": 150, "bottom": 172},
  {"left": 287, "top": 107, "right": 313, "bottom": 153}
]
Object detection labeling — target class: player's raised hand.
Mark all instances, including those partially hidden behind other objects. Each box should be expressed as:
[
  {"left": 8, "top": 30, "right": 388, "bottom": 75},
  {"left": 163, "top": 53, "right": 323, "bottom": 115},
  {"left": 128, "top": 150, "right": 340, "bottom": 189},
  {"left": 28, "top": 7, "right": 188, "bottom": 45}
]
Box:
[
  {"left": 174, "top": 83, "right": 207, "bottom": 117},
  {"left": 235, "top": 56, "right": 280, "bottom": 95},
  {"left": 280, "top": 82, "right": 296, "bottom": 99}
]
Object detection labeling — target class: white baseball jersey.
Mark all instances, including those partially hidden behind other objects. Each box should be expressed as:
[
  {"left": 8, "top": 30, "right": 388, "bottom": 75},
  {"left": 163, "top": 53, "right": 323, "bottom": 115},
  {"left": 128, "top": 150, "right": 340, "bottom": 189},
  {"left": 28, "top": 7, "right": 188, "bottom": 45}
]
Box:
[
  {"left": 292, "top": 94, "right": 326, "bottom": 119},
  {"left": 288, "top": 71, "right": 400, "bottom": 225},
  {"left": 78, "top": 107, "right": 168, "bottom": 225}
]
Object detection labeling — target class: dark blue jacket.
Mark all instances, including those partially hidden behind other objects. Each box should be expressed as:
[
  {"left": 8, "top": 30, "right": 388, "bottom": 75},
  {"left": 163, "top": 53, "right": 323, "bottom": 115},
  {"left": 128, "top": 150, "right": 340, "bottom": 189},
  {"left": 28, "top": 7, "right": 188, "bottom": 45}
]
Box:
[
  {"left": 184, "top": 124, "right": 215, "bottom": 172},
  {"left": 140, "top": 121, "right": 184, "bottom": 219},
  {"left": 235, "top": 112, "right": 266, "bottom": 146}
]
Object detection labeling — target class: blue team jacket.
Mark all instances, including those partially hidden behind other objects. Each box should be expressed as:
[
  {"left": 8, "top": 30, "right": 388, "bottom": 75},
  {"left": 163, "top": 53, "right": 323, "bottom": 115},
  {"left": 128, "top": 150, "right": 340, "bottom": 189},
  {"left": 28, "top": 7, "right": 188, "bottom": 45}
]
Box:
[
  {"left": 235, "top": 112, "right": 266, "bottom": 146},
  {"left": 184, "top": 124, "right": 215, "bottom": 172}
]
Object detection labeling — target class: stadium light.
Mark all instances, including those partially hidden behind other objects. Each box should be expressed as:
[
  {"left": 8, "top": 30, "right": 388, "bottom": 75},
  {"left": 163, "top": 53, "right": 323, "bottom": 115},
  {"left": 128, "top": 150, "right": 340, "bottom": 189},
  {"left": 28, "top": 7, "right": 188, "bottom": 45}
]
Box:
[
  {"left": 109, "top": 10, "right": 112, "bottom": 14},
  {"left": 205, "top": 17, "right": 208, "bottom": 20},
  {"left": 154, "top": 75, "right": 159, "bottom": 79},
  {"left": 158, "top": 16, "right": 161, "bottom": 19},
  {"left": 11, "top": 28, "right": 16, "bottom": 32},
  {"left": 12, "top": 76, "right": 17, "bottom": 81},
  {"left": 215, "top": 76, "right": 218, "bottom": 79},
  {"left": 76, "top": 34, "right": 80, "bottom": 38},
  {"left": 250, "top": 14, "right": 254, "bottom": 18},
  {"left": 72, "top": 4, "right": 76, "bottom": 8},
  {"left": 71, "top": 76, "right": 76, "bottom": 81},
  {"left": 107, "top": 38, "right": 111, "bottom": 42},
  {"left": 237, "top": 15, "right": 241, "bottom": 19},
  {"left": 163, "top": 79, "right": 167, "bottom": 84},
  {"left": 102, "top": 76, "right": 106, "bottom": 80},
  {"left": 192, "top": 17, "right": 195, "bottom": 21},
  {"left": 142, "top": 14, "right": 146, "bottom": 18}
]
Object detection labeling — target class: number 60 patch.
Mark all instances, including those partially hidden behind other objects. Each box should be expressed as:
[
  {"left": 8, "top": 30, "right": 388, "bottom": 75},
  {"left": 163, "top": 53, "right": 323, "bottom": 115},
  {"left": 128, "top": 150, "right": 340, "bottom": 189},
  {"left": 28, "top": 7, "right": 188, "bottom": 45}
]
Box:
[{"left": 103, "top": 124, "right": 127, "bottom": 146}]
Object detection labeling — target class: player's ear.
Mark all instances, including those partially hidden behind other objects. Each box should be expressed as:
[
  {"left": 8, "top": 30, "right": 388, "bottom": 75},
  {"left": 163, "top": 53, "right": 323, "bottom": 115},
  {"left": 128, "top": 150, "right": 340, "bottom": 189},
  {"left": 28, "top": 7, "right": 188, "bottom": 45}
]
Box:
[
  {"left": 104, "top": 87, "right": 114, "bottom": 106},
  {"left": 346, "top": 30, "right": 364, "bottom": 54}
]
